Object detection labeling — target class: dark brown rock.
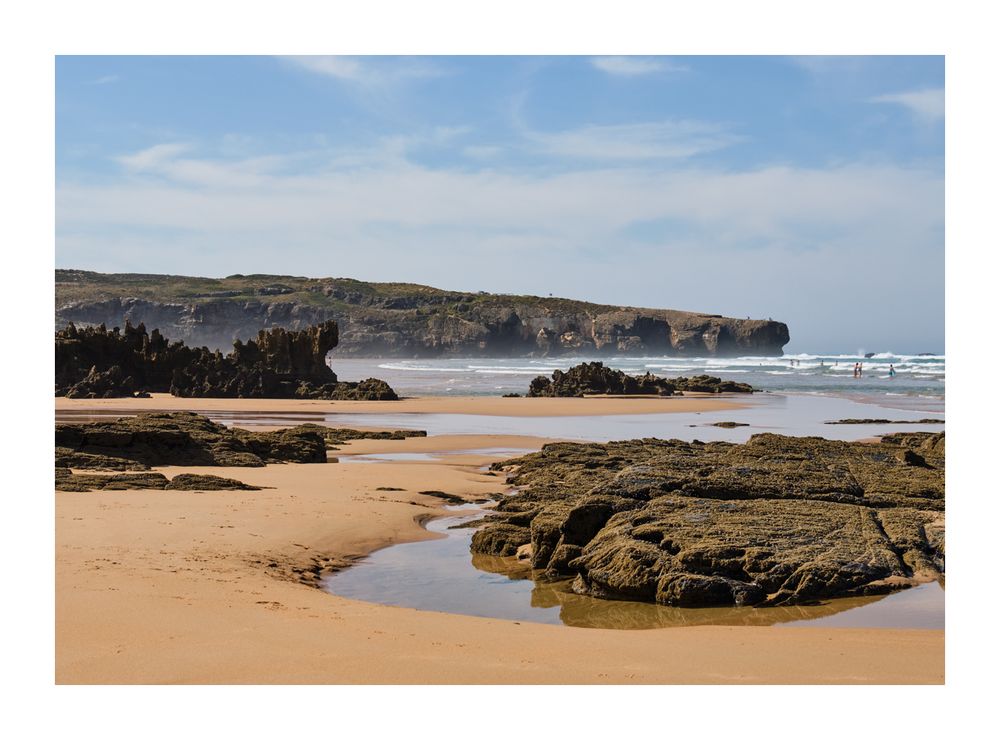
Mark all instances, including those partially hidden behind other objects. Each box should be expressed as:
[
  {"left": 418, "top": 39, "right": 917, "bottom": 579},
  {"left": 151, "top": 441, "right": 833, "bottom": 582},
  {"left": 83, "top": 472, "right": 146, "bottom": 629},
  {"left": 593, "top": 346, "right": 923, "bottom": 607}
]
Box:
[
  {"left": 55, "top": 412, "right": 328, "bottom": 470},
  {"left": 475, "top": 432, "right": 945, "bottom": 607},
  {"left": 525, "top": 362, "right": 754, "bottom": 398},
  {"left": 55, "top": 320, "right": 398, "bottom": 400},
  {"left": 55, "top": 468, "right": 260, "bottom": 492}
]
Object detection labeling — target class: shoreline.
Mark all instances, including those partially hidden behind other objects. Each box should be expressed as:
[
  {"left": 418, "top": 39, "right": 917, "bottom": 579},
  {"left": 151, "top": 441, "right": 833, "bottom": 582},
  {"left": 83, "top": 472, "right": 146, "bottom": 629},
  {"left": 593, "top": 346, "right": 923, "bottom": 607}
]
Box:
[
  {"left": 55, "top": 411, "right": 943, "bottom": 684},
  {"left": 55, "top": 392, "right": 749, "bottom": 418}
]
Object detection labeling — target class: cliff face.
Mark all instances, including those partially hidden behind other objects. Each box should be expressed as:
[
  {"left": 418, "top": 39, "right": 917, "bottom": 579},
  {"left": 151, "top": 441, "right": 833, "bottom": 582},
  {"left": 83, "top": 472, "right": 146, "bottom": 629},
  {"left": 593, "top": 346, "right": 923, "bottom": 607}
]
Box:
[{"left": 55, "top": 270, "right": 790, "bottom": 357}]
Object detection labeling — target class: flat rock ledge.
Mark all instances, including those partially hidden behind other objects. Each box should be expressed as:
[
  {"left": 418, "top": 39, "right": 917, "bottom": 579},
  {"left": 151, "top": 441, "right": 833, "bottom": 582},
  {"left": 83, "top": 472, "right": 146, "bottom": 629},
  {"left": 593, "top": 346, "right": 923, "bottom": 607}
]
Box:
[
  {"left": 472, "top": 432, "right": 944, "bottom": 607},
  {"left": 55, "top": 412, "right": 426, "bottom": 470},
  {"left": 55, "top": 468, "right": 260, "bottom": 492}
]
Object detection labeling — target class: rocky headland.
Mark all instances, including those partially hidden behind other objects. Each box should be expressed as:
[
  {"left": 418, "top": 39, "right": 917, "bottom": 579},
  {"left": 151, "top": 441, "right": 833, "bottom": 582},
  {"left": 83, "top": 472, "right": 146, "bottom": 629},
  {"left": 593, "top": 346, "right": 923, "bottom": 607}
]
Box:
[
  {"left": 55, "top": 320, "right": 397, "bottom": 400},
  {"left": 55, "top": 270, "right": 790, "bottom": 357},
  {"left": 472, "top": 432, "right": 944, "bottom": 607},
  {"left": 526, "top": 362, "right": 755, "bottom": 397}
]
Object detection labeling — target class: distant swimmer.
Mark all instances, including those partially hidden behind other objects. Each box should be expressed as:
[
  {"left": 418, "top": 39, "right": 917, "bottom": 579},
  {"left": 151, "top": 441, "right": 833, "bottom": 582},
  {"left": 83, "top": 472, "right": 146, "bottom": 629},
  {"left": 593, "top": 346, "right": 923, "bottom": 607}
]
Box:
[
  {"left": 853, "top": 362, "right": 860, "bottom": 378},
  {"left": 889, "top": 364, "right": 896, "bottom": 378},
  {"left": 858, "top": 363, "right": 863, "bottom": 378}
]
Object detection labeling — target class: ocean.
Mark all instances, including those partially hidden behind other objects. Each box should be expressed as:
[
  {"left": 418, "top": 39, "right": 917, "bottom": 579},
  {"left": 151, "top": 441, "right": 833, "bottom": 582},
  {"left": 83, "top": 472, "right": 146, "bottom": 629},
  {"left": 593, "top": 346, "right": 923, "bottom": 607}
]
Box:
[{"left": 329, "top": 352, "right": 945, "bottom": 414}]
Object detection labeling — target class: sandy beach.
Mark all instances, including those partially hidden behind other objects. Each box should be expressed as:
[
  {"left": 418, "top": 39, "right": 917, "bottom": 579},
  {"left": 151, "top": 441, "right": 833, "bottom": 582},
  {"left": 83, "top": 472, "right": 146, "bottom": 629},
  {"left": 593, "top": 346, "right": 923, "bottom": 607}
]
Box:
[{"left": 55, "top": 396, "right": 943, "bottom": 684}]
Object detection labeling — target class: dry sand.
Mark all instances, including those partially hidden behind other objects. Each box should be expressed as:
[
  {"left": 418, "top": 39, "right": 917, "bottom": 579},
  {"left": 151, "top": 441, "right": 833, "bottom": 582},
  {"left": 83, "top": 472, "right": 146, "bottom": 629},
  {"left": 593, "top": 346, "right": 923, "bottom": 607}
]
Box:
[{"left": 55, "top": 399, "right": 943, "bottom": 684}]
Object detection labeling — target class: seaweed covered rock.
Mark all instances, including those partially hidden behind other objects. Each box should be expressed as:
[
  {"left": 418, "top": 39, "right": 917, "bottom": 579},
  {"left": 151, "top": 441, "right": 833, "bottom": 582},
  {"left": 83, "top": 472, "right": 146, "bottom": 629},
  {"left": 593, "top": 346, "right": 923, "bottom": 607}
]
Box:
[
  {"left": 475, "top": 432, "right": 945, "bottom": 607},
  {"left": 669, "top": 374, "right": 755, "bottom": 394},
  {"left": 525, "top": 362, "right": 753, "bottom": 397},
  {"left": 55, "top": 320, "right": 398, "bottom": 400},
  {"left": 55, "top": 412, "right": 329, "bottom": 469},
  {"left": 54, "top": 412, "right": 428, "bottom": 470},
  {"left": 271, "top": 424, "right": 426, "bottom": 450},
  {"left": 55, "top": 467, "right": 260, "bottom": 492}
]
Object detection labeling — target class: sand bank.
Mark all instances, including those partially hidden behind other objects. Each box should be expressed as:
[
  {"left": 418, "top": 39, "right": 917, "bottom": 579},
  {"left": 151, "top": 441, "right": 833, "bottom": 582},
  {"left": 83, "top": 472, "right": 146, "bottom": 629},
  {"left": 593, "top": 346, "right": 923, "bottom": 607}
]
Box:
[
  {"left": 55, "top": 392, "right": 747, "bottom": 418},
  {"left": 56, "top": 431, "right": 943, "bottom": 684}
]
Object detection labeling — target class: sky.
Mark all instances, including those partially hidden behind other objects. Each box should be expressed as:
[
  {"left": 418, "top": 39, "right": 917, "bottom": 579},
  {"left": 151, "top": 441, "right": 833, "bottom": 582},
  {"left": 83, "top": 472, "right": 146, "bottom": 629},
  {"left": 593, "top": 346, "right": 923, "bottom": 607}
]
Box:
[{"left": 55, "top": 55, "right": 944, "bottom": 352}]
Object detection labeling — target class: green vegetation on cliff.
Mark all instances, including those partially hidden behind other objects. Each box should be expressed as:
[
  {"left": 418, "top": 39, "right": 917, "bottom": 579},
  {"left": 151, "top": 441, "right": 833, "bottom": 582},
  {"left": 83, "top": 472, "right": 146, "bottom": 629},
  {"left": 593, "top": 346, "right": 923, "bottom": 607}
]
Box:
[{"left": 55, "top": 269, "right": 790, "bottom": 357}]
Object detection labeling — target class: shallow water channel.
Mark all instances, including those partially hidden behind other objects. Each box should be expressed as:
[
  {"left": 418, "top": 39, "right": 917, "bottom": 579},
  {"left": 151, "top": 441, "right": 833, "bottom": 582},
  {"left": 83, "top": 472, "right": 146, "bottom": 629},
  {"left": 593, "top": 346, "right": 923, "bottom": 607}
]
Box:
[{"left": 322, "top": 503, "right": 945, "bottom": 630}]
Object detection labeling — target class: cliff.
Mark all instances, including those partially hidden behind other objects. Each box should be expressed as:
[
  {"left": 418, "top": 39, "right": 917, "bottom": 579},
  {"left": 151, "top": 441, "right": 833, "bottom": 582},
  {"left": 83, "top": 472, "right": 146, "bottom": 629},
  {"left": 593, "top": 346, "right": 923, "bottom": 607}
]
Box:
[{"left": 54, "top": 270, "right": 790, "bottom": 357}]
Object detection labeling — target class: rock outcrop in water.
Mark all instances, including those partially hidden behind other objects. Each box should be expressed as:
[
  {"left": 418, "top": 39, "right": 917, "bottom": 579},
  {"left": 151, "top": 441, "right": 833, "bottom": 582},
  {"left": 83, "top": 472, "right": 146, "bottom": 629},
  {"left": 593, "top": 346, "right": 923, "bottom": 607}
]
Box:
[
  {"left": 526, "top": 362, "right": 755, "bottom": 397},
  {"left": 55, "top": 320, "right": 397, "bottom": 400},
  {"left": 55, "top": 270, "right": 791, "bottom": 357},
  {"left": 473, "top": 433, "right": 945, "bottom": 607}
]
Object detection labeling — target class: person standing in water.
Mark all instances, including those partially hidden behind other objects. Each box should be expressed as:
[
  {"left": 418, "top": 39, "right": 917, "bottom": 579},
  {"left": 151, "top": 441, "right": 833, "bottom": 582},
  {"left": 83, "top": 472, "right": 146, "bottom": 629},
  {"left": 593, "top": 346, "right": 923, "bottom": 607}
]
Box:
[
  {"left": 889, "top": 364, "right": 896, "bottom": 378},
  {"left": 853, "top": 362, "right": 860, "bottom": 378},
  {"left": 858, "top": 362, "right": 863, "bottom": 378}
]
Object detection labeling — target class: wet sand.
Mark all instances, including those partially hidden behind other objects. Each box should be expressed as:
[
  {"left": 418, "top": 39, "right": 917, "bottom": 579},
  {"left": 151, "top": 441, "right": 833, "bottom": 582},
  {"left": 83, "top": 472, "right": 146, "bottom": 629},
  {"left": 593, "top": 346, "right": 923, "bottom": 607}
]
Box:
[
  {"left": 54, "top": 399, "right": 943, "bottom": 684},
  {"left": 55, "top": 392, "right": 748, "bottom": 418}
]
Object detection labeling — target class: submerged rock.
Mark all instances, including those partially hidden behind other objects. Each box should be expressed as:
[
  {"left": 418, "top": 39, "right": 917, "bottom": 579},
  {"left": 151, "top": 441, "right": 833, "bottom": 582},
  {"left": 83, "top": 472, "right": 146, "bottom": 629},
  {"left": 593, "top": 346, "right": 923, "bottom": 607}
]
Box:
[
  {"left": 290, "top": 424, "right": 426, "bottom": 450},
  {"left": 525, "top": 362, "right": 754, "bottom": 397},
  {"left": 474, "top": 432, "right": 945, "bottom": 607}
]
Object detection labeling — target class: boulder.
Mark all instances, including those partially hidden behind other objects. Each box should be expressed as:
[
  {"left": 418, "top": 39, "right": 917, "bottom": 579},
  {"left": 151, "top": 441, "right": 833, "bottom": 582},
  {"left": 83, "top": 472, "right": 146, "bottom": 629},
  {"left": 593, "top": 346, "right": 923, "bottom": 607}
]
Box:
[{"left": 474, "top": 432, "right": 945, "bottom": 607}]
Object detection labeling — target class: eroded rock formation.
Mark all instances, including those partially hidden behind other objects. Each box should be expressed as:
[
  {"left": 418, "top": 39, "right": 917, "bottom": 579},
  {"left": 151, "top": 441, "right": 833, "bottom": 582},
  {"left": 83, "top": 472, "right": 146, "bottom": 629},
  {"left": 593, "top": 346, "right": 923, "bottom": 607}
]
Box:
[
  {"left": 473, "top": 432, "right": 944, "bottom": 607},
  {"left": 55, "top": 320, "right": 397, "bottom": 400},
  {"left": 526, "top": 362, "right": 755, "bottom": 397}
]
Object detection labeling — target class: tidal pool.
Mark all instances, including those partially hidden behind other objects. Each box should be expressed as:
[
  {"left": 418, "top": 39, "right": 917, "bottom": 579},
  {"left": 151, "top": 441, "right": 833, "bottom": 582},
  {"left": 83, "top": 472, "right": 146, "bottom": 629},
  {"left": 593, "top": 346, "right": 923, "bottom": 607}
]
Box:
[{"left": 321, "top": 505, "right": 945, "bottom": 630}]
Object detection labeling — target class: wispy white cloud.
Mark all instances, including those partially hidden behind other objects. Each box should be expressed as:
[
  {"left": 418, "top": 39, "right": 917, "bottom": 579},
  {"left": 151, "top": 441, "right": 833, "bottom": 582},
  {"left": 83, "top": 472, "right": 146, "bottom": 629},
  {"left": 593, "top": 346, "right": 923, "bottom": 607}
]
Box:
[
  {"left": 57, "top": 146, "right": 943, "bottom": 349},
  {"left": 111, "top": 127, "right": 477, "bottom": 188},
  {"left": 870, "top": 88, "right": 945, "bottom": 122},
  {"left": 87, "top": 74, "right": 120, "bottom": 85},
  {"left": 524, "top": 120, "right": 741, "bottom": 160},
  {"left": 279, "top": 56, "right": 446, "bottom": 86},
  {"left": 116, "top": 142, "right": 193, "bottom": 171},
  {"left": 590, "top": 56, "right": 687, "bottom": 76},
  {"left": 61, "top": 146, "right": 942, "bottom": 252}
]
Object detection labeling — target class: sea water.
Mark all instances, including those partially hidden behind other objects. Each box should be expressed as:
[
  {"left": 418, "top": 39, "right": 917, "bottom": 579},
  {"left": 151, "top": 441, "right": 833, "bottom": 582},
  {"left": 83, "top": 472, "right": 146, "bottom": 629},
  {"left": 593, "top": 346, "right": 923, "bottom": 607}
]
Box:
[{"left": 327, "top": 352, "right": 945, "bottom": 413}]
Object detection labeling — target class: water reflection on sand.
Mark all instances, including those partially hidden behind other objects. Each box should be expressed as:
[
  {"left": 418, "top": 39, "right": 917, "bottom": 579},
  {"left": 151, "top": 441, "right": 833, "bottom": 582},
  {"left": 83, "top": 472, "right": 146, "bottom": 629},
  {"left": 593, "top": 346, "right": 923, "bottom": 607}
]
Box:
[
  {"left": 324, "top": 509, "right": 944, "bottom": 630},
  {"left": 472, "top": 552, "right": 944, "bottom": 630}
]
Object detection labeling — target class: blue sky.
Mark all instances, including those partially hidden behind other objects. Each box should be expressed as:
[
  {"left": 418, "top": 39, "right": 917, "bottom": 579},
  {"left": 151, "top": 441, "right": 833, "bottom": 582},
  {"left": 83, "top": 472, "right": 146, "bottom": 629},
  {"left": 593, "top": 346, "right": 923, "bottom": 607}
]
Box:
[{"left": 55, "top": 55, "right": 944, "bottom": 352}]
